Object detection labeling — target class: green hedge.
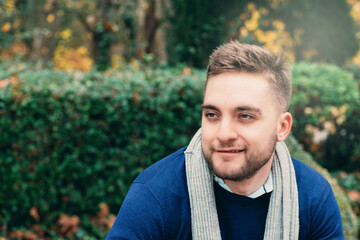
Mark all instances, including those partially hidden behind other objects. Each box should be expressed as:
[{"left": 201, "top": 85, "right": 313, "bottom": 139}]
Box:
[
  {"left": 0, "top": 67, "right": 205, "bottom": 238},
  {"left": 285, "top": 135, "right": 358, "bottom": 239},
  {"left": 0, "top": 65, "right": 357, "bottom": 238},
  {"left": 290, "top": 62, "right": 360, "bottom": 170}
]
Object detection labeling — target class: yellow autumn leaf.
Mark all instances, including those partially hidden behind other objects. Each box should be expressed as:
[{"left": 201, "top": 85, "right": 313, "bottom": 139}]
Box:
[
  {"left": 130, "top": 58, "right": 140, "bottom": 71},
  {"left": 245, "top": 19, "right": 258, "bottom": 31},
  {"left": 53, "top": 45, "right": 94, "bottom": 72},
  {"left": 60, "top": 29, "right": 72, "bottom": 40},
  {"left": 252, "top": 10, "right": 260, "bottom": 21},
  {"left": 247, "top": 2, "right": 256, "bottom": 11},
  {"left": 273, "top": 20, "right": 286, "bottom": 32},
  {"left": 4, "top": 0, "right": 15, "bottom": 10},
  {"left": 47, "top": 14, "right": 55, "bottom": 23},
  {"left": 76, "top": 46, "right": 88, "bottom": 55},
  {"left": 1, "top": 22, "right": 11, "bottom": 33},
  {"left": 240, "top": 27, "right": 248, "bottom": 37}
]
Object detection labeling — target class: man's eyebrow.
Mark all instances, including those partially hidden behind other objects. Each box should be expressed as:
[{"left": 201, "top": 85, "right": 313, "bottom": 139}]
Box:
[
  {"left": 235, "top": 106, "right": 262, "bottom": 114},
  {"left": 202, "top": 105, "right": 262, "bottom": 115},
  {"left": 201, "top": 104, "right": 219, "bottom": 111}
]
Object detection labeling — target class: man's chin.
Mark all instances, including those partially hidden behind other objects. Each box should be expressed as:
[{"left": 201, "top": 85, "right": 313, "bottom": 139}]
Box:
[
  {"left": 210, "top": 161, "right": 262, "bottom": 182},
  {"left": 204, "top": 153, "right": 248, "bottom": 179},
  {"left": 214, "top": 171, "right": 246, "bottom": 182},
  {"left": 211, "top": 165, "right": 246, "bottom": 181}
]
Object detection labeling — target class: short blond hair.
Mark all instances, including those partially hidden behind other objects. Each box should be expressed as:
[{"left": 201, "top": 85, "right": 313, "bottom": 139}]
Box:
[{"left": 206, "top": 41, "right": 292, "bottom": 111}]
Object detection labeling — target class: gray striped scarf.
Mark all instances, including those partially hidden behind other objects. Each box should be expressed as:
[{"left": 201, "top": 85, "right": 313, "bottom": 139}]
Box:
[{"left": 185, "top": 129, "right": 299, "bottom": 239}]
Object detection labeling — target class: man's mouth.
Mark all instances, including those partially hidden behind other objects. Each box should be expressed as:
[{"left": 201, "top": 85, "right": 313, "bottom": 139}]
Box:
[{"left": 217, "top": 149, "right": 244, "bottom": 153}]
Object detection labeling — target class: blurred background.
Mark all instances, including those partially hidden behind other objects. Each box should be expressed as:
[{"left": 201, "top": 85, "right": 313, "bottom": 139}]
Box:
[{"left": 1, "top": 0, "right": 360, "bottom": 239}]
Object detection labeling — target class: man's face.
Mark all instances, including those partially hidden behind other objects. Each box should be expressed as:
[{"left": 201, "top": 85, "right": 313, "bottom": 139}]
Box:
[{"left": 201, "top": 72, "right": 282, "bottom": 181}]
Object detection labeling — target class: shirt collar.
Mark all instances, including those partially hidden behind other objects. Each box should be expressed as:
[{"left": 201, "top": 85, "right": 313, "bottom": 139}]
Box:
[{"left": 214, "top": 170, "right": 273, "bottom": 199}]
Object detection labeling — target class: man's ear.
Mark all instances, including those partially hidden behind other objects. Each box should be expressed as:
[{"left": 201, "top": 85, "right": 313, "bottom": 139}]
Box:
[{"left": 276, "top": 112, "right": 292, "bottom": 142}]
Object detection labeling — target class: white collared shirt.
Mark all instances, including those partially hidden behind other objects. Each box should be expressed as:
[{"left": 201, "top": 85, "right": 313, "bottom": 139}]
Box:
[{"left": 214, "top": 170, "right": 273, "bottom": 199}]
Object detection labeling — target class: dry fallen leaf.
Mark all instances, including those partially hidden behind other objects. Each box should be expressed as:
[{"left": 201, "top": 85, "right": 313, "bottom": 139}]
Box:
[
  {"left": 57, "top": 213, "right": 80, "bottom": 237},
  {"left": 106, "top": 214, "right": 117, "bottom": 230},
  {"left": 29, "top": 206, "right": 40, "bottom": 221},
  {"left": 22, "top": 232, "right": 37, "bottom": 240},
  {"left": 97, "top": 203, "right": 110, "bottom": 219},
  {"left": 183, "top": 66, "right": 192, "bottom": 75},
  {"left": 30, "top": 224, "right": 44, "bottom": 238},
  {"left": 9, "top": 230, "right": 37, "bottom": 240},
  {"left": 348, "top": 190, "right": 360, "bottom": 202},
  {"left": 0, "top": 76, "right": 18, "bottom": 89},
  {"left": 132, "top": 92, "right": 141, "bottom": 106},
  {"left": 9, "top": 230, "right": 24, "bottom": 238}
]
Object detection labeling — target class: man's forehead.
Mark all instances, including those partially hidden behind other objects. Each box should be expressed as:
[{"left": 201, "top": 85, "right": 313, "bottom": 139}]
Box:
[{"left": 202, "top": 72, "right": 279, "bottom": 115}]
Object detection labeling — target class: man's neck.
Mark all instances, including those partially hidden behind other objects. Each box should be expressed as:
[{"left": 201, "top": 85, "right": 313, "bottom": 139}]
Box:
[{"left": 224, "top": 157, "right": 273, "bottom": 196}]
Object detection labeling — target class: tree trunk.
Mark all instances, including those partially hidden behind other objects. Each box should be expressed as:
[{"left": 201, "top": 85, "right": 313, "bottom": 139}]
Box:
[{"left": 45, "top": 0, "right": 59, "bottom": 62}]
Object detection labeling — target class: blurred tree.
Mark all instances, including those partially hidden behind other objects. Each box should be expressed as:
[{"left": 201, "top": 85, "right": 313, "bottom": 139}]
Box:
[
  {"left": 234, "top": 0, "right": 358, "bottom": 65},
  {"left": 273, "top": 0, "right": 358, "bottom": 64},
  {"left": 234, "top": 2, "right": 296, "bottom": 61},
  {"left": 0, "top": 0, "right": 17, "bottom": 52},
  {"left": 62, "top": 0, "right": 139, "bottom": 70},
  {"left": 166, "top": 0, "right": 252, "bottom": 68},
  {"left": 1, "top": 0, "right": 141, "bottom": 70},
  {"left": 14, "top": 0, "right": 56, "bottom": 60},
  {"left": 1, "top": 0, "right": 359, "bottom": 69}
]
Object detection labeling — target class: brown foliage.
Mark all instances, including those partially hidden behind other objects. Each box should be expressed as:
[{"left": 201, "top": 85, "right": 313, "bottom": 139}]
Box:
[
  {"left": 348, "top": 190, "right": 360, "bottom": 202},
  {"left": 0, "top": 76, "right": 18, "bottom": 89},
  {"left": 9, "top": 230, "right": 37, "bottom": 240},
  {"left": 29, "top": 206, "right": 40, "bottom": 221},
  {"left": 89, "top": 203, "right": 117, "bottom": 231},
  {"left": 57, "top": 213, "right": 80, "bottom": 237}
]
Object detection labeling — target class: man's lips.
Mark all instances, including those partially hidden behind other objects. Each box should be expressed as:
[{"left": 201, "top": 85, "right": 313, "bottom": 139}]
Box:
[{"left": 216, "top": 149, "right": 245, "bottom": 153}]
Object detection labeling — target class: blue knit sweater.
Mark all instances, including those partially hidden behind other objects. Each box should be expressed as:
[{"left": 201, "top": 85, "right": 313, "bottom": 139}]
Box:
[{"left": 106, "top": 147, "right": 344, "bottom": 240}]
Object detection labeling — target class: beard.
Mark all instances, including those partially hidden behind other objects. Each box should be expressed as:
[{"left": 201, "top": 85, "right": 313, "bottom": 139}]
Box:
[{"left": 202, "top": 134, "right": 277, "bottom": 182}]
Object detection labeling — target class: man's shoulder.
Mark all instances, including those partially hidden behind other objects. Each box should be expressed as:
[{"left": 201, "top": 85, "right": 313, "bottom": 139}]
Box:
[
  {"left": 292, "top": 157, "right": 330, "bottom": 187},
  {"left": 135, "top": 146, "right": 188, "bottom": 184},
  {"left": 106, "top": 147, "right": 192, "bottom": 239},
  {"left": 291, "top": 159, "right": 344, "bottom": 239},
  {"left": 291, "top": 157, "right": 334, "bottom": 200}
]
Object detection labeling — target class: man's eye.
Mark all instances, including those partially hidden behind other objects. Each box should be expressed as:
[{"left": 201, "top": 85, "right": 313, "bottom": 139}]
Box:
[
  {"left": 205, "top": 112, "right": 217, "bottom": 118},
  {"left": 240, "top": 114, "right": 253, "bottom": 119}
]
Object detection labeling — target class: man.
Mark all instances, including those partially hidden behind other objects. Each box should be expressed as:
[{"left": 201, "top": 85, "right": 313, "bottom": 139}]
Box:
[{"left": 106, "top": 41, "right": 344, "bottom": 239}]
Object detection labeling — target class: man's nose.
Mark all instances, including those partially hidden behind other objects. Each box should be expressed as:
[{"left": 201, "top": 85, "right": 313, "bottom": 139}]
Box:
[{"left": 217, "top": 120, "right": 238, "bottom": 143}]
